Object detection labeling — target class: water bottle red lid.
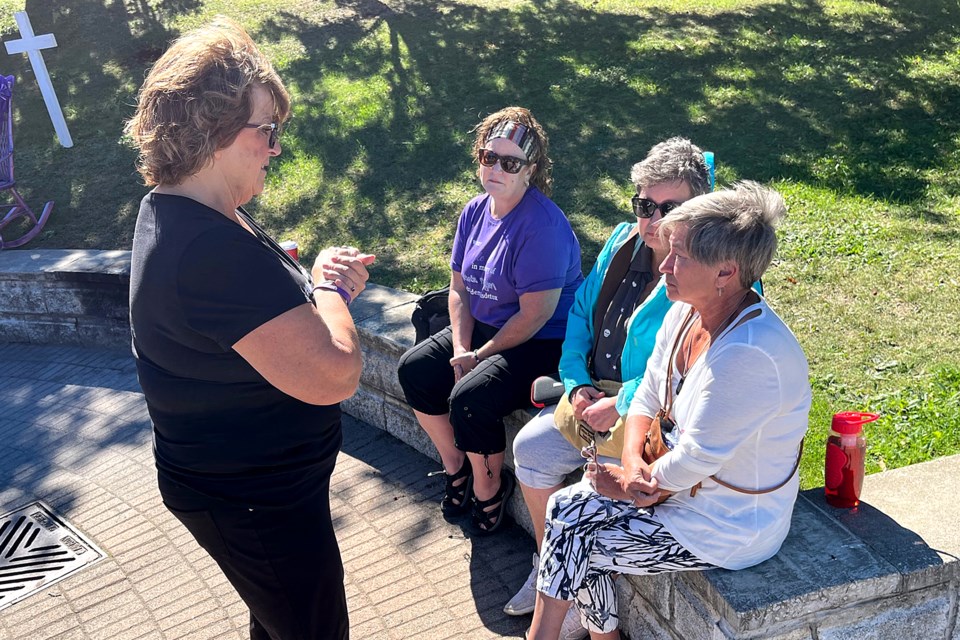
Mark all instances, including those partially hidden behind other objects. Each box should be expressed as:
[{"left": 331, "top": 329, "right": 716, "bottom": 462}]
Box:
[{"left": 832, "top": 411, "right": 879, "bottom": 434}]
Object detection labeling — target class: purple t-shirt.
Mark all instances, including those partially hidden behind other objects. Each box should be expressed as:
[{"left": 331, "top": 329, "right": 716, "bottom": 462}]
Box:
[{"left": 450, "top": 187, "right": 583, "bottom": 340}]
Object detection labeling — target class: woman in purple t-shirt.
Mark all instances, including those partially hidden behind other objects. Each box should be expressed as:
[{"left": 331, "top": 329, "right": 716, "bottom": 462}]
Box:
[{"left": 398, "top": 106, "right": 583, "bottom": 535}]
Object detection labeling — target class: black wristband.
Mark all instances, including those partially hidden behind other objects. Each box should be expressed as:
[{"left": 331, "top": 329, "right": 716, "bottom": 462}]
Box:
[{"left": 568, "top": 384, "right": 593, "bottom": 402}]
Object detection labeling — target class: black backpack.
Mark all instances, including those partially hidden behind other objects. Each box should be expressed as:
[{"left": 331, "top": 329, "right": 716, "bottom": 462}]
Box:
[{"left": 411, "top": 287, "right": 450, "bottom": 343}]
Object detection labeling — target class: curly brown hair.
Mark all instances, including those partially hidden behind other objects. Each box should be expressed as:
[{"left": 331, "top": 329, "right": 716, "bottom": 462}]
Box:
[
  {"left": 125, "top": 17, "right": 290, "bottom": 186},
  {"left": 471, "top": 106, "right": 553, "bottom": 197}
]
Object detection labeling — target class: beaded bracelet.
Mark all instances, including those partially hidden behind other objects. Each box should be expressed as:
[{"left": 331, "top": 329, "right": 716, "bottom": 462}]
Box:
[{"left": 312, "top": 281, "right": 352, "bottom": 305}]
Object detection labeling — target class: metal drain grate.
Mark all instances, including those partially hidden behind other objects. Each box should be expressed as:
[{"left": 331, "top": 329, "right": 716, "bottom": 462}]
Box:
[{"left": 0, "top": 501, "right": 105, "bottom": 612}]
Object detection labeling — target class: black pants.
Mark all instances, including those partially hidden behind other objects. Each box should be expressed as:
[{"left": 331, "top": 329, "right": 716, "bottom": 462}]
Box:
[
  {"left": 397, "top": 323, "right": 562, "bottom": 455},
  {"left": 162, "top": 478, "right": 348, "bottom": 640}
]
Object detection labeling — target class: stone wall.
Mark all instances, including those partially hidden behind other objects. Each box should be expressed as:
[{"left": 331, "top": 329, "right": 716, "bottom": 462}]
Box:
[
  {"left": 0, "top": 250, "right": 130, "bottom": 348},
  {"left": 343, "top": 283, "right": 960, "bottom": 640}
]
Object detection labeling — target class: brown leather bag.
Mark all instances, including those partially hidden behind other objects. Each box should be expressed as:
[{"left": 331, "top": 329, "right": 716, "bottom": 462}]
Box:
[
  {"left": 643, "top": 410, "right": 673, "bottom": 464},
  {"left": 635, "top": 314, "right": 689, "bottom": 504}
]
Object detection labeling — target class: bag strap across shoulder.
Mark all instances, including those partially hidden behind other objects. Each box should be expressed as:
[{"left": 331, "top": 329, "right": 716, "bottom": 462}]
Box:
[
  {"left": 704, "top": 439, "right": 805, "bottom": 496},
  {"left": 592, "top": 227, "right": 639, "bottom": 337},
  {"left": 660, "top": 306, "right": 804, "bottom": 497},
  {"left": 661, "top": 307, "right": 697, "bottom": 421}
]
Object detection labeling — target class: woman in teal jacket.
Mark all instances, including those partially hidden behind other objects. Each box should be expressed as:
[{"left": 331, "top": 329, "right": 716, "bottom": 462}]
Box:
[{"left": 558, "top": 221, "right": 673, "bottom": 417}]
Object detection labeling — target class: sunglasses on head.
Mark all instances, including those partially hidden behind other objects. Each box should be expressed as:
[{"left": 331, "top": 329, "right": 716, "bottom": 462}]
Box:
[
  {"left": 478, "top": 148, "right": 529, "bottom": 174},
  {"left": 631, "top": 194, "right": 684, "bottom": 219},
  {"left": 244, "top": 121, "right": 282, "bottom": 149}
]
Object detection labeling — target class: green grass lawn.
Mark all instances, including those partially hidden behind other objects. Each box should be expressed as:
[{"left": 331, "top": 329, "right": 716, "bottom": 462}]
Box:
[{"left": 3, "top": 0, "right": 958, "bottom": 488}]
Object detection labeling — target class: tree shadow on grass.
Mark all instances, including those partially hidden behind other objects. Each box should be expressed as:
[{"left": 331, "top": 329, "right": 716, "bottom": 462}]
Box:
[
  {"left": 250, "top": 0, "right": 959, "bottom": 288},
  {"left": 5, "top": 0, "right": 958, "bottom": 288},
  {"left": 6, "top": 0, "right": 194, "bottom": 249}
]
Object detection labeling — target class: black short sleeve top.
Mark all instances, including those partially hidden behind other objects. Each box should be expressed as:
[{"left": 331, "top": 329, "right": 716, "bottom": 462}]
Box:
[{"left": 130, "top": 193, "right": 341, "bottom": 508}]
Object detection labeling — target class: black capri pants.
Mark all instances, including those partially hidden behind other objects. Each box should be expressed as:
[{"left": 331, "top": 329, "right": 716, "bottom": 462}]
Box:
[
  {"left": 160, "top": 474, "right": 348, "bottom": 640},
  {"left": 397, "top": 322, "right": 562, "bottom": 455}
]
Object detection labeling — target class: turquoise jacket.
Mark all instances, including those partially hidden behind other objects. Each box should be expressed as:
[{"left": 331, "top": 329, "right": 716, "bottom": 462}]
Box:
[{"left": 559, "top": 222, "right": 673, "bottom": 416}]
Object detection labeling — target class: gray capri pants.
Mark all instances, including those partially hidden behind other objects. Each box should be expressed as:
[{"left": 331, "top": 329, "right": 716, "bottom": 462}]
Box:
[{"left": 513, "top": 405, "right": 622, "bottom": 489}]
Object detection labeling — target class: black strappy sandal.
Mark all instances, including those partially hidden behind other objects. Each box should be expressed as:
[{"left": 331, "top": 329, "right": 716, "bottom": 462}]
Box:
[
  {"left": 470, "top": 469, "right": 516, "bottom": 535},
  {"left": 428, "top": 459, "right": 473, "bottom": 518}
]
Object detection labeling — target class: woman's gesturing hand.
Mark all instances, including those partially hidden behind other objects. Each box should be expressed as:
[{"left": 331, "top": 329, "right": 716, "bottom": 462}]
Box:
[{"left": 312, "top": 246, "right": 376, "bottom": 302}]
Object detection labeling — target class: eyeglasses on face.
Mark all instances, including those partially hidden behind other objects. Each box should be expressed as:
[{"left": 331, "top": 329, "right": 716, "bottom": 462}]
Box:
[
  {"left": 631, "top": 194, "right": 684, "bottom": 219},
  {"left": 244, "top": 121, "right": 282, "bottom": 149},
  {"left": 478, "top": 148, "right": 529, "bottom": 174}
]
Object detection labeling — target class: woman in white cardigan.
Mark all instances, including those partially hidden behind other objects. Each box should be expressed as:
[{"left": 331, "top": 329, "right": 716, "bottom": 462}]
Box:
[{"left": 526, "top": 181, "right": 811, "bottom": 640}]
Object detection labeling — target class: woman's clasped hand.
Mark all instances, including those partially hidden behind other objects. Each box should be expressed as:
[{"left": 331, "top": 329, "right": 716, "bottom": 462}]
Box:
[
  {"left": 583, "top": 459, "right": 663, "bottom": 507},
  {"left": 312, "top": 245, "right": 376, "bottom": 302}
]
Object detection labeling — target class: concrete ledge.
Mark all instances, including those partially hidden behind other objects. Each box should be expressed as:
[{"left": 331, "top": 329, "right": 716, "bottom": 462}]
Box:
[
  {"left": 0, "top": 249, "right": 130, "bottom": 348},
  {"left": 3, "top": 250, "right": 957, "bottom": 639},
  {"left": 346, "top": 282, "right": 960, "bottom": 640}
]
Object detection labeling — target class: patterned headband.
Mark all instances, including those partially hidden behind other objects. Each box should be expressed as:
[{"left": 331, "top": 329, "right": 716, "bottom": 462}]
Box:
[{"left": 486, "top": 120, "right": 537, "bottom": 160}]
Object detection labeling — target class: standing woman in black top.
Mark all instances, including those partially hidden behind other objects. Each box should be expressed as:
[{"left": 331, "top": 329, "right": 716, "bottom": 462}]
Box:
[{"left": 126, "top": 18, "right": 373, "bottom": 640}]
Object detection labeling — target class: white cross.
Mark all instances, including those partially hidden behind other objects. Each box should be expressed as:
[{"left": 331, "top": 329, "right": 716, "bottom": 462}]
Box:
[{"left": 4, "top": 11, "right": 73, "bottom": 148}]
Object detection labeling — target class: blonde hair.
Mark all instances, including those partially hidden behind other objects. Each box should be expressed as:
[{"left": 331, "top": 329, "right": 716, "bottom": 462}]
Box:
[
  {"left": 125, "top": 17, "right": 290, "bottom": 186},
  {"left": 471, "top": 106, "right": 553, "bottom": 197},
  {"left": 659, "top": 181, "right": 786, "bottom": 289}
]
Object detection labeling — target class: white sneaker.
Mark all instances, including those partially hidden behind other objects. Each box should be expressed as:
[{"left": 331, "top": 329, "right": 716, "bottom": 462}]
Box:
[
  {"left": 503, "top": 552, "right": 539, "bottom": 615},
  {"left": 559, "top": 602, "right": 588, "bottom": 640}
]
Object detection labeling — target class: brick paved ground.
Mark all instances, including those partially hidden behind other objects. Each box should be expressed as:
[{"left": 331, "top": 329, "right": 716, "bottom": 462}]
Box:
[{"left": 0, "top": 343, "right": 535, "bottom": 639}]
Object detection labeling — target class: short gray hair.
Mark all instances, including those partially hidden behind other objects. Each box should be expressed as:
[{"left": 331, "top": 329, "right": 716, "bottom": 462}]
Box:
[
  {"left": 659, "top": 181, "right": 786, "bottom": 289},
  {"left": 630, "top": 137, "right": 710, "bottom": 196}
]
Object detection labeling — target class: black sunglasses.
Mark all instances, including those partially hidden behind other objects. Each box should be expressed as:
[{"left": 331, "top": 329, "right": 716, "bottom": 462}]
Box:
[
  {"left": 478, "top": 149, "right": 529, "bottom": 174},
  {"left": 244, "top": 121, "right": 282, "bottom": 149},
  {"left": 631, "top": 195, "right": 684, "bottom": 219}
]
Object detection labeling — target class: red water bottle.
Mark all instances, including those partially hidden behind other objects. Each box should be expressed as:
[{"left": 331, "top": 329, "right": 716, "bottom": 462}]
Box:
[
  {"left": 280, "top": 240, "right": 299, "bottom": 261},
  {"left": 824, "top": 412, "right": 878, "bottom": 508}
]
